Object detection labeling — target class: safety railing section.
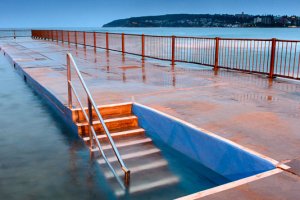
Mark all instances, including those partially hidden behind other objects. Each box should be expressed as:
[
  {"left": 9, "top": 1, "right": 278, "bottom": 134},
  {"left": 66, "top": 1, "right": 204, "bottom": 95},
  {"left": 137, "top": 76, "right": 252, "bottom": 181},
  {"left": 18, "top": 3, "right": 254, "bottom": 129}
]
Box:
[
  {"left": 32, "top": 30, "right": 300, "bottom": 80},
  {"left": 66, "top": 53, "right": 130, "bottom": 189},
  {"left": 218, "top": 38, "right": 273, "bottom": 75},
  {"left": 0, "top": 29, "right": 31, "bottom": 38},
  {"left": 274, "top": 40, "right": 300, "bottom": 79}
]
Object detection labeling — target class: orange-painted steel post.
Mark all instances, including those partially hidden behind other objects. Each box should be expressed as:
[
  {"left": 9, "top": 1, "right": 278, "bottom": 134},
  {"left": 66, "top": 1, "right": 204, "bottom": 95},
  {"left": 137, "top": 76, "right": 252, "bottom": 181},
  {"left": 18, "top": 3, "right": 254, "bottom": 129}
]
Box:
[
  {"left": 171, "top": 35, "right": 176, "bottom": 65},
  {"left": 75, "top": 31, "right": 78, "bottom": 46},
  {"left": 141, "top": 34, "right": 145, "bottom": 59},
  {"left": 83, "top": 32, "right": 86, "bottom": 47},
  {"left": 93, "top": 32, "right": 97, "bottom": 51},
  {"left": 214, "top": 37, "right": 220, "bottom": 71},
  {"left": 51, "top": 30, "right": 54, "bottom": 41},
  {"left": 56, "top": 30, "right": 58, "bottom": 42},
  {"left": 67, "top": 55, "right": 72, "bottom": 109},
  {"left": 68, "top": 31, "right": 70, "bottom": 44},
  {"left": 62, "top": 31, "right": 64, "bottom": 43},
  {"left": 106, "top": 32, "right": 109, "bottom": 51},
  {"left": 122, "top": 33, "right": 125, "bottom": 54},
  {"left": 269, "top": 38, "right": 277, "bottom": 78}
]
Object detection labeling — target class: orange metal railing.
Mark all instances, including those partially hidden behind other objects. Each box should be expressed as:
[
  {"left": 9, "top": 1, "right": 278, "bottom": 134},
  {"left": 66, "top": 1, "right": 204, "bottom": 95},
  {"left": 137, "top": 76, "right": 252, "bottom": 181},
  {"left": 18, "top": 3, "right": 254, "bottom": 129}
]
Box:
[{"left": 31, "top": 30, "right": 300, "bottom": 80}]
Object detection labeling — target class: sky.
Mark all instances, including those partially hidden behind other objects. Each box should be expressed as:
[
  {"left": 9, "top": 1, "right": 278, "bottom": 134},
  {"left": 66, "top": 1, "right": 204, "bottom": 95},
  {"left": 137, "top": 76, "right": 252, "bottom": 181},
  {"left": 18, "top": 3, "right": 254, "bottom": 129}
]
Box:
[{"left": 0, "top": 0, "right": 299, "bottom": 28}]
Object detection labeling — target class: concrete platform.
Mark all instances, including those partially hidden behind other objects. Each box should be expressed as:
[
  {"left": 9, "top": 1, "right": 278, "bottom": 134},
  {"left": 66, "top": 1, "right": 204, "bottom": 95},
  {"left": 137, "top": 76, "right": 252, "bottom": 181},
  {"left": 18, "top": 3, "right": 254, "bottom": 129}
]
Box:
[{"left": 0, "top": 37, "right": 300, "bottom": 199}]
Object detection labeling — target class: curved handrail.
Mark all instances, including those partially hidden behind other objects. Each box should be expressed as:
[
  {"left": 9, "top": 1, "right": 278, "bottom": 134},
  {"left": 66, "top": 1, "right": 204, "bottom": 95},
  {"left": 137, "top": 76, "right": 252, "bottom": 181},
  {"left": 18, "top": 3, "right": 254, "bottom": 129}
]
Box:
[{"left": 66, "top": 53, "right": 130, "bottom": 188}]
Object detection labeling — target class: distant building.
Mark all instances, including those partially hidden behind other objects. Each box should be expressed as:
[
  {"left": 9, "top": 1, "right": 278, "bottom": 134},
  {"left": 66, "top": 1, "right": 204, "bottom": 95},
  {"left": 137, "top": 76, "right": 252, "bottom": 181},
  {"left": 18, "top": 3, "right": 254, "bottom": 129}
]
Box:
[
  {"left": 254, "top": 17, "right": 262, "bottom": 24},
  {"left": 290, "top": 16, "right": 298, "bottom": 26},
  {"left": 261, "top": 16, "right": 273, "bottom": 24},
  {"left": 280, "top": 16, "right": 290, "bottom": 26}
]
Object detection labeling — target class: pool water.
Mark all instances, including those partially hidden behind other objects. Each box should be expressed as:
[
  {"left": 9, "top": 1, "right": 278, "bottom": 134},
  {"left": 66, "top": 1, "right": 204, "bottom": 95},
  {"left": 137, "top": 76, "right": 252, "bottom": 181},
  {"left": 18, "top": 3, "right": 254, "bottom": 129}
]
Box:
[
  {"left": 0, "top": 53, "right": 230, "bottom": 200},
  {"left": 0, "top": 54, "right": 115, "bottom": 200}
]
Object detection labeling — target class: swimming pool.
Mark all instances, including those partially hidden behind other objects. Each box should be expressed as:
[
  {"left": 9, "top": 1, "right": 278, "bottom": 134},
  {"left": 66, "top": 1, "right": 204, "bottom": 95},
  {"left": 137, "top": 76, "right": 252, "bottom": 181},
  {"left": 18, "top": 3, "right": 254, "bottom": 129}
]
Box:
[{"left": 0, "top": 49, "right": 284, "bottom": 199}]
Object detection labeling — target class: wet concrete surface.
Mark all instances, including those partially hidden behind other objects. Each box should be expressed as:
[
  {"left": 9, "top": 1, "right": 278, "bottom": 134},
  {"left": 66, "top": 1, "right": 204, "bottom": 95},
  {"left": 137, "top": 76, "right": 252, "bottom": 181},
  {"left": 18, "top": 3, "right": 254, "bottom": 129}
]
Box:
[{"left": 1, "top": 38, "right": 300, "bottom": 199}]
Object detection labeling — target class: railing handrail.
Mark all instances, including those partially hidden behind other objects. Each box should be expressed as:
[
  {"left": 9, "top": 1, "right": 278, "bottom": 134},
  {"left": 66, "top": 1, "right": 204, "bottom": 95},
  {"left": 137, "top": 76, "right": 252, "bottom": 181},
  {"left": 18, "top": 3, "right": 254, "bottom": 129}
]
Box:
[
  {"left": 31, "top": 29, "right": 300, "bottom": 42},
  {"left": 66, "top": 53, "right": 130, "bottom": 188}
]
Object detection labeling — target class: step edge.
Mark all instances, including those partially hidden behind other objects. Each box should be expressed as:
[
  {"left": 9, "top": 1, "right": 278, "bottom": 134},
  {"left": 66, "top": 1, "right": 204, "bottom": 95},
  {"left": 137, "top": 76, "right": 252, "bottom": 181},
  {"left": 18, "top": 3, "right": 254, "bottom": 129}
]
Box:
[
  {"left": 90, "top": 137, "right": 152, "bottom": 151},
  {"left": 104, "top": 159, "right": 168, "bottom": 179},
  {"left": 97, "top": 148, "right": 161, "bottom": 164},
  {"left": 77, "top": 115, "right": 138, "bottom": 126},
  {"left": 71, "top": 102, "right": 133, "bottom": 112},
  {"left": 83, "top": 128, "right": 145, "bottom": 141},
  {"left": 115, "top": 176, "right": 180, "bottom": 196}
]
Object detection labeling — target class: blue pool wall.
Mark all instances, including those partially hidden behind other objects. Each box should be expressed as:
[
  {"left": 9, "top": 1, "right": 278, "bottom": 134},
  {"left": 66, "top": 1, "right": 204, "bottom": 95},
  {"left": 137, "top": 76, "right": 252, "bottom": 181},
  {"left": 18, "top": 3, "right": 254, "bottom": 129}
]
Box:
[{"left": 132, "top": 103, "right": 276, "bottom": 181}]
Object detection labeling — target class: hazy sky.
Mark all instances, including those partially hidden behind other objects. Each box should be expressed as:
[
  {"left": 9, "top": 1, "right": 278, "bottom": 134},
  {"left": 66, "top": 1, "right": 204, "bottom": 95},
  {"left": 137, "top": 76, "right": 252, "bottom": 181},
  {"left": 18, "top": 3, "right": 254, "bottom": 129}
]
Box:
[{"left": 0, "top": 0, "right": 299, "bottom": 28}]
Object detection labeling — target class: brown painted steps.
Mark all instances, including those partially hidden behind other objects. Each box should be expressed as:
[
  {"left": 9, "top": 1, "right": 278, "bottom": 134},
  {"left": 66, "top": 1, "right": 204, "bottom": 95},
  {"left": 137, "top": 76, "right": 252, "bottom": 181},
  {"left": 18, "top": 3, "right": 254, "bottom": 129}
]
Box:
[
  {"left": 72, "top": 102, "right": 180, "bottom": 196},
  {"left": 72, "top": 102, "right": 139, "bottom": 136},
  {"left": 72, "top": 102, "right": 132, "bottom": 123}
]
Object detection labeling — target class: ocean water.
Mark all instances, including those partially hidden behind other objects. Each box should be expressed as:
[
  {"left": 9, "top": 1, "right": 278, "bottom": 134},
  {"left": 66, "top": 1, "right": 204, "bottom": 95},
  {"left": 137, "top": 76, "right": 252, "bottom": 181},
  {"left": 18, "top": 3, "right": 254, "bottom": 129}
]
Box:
[
  {"left": 1, "top": 27, "right": 299, "bottom": 40},
  {"left": 86, "top": 27, "right": 300, "bottom": 40}
]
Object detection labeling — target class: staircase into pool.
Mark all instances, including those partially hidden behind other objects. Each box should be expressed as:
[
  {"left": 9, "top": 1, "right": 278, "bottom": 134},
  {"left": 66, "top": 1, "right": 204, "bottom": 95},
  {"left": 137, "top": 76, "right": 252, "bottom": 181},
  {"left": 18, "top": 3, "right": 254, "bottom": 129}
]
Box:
[{"left": 72, "top": 102, "right": 180, "bottom": 197}]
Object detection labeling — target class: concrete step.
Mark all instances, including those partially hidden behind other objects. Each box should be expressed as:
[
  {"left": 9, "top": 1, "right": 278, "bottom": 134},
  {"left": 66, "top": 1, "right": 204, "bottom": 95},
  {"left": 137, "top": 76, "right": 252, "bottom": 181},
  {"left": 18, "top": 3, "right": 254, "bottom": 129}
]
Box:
[
  {"left": 115, "top": 175, "right": 179, "bottom": 197},
  {"left": 97, "top": 148, "right": 161, "bottom": 164},
  {"left": 72, "top": 102, "right": 132, "bottom": 123},
  {"left": 83, "top": 128, "right": 145, "bottom": 143},
  {"left": 89, "top": 137, "right": 152, "bottom": 152},
  {"left": 98, "top": 147, "right": 179, "bottom": 196},
  {"left": 77, "top": 115, "right": 139, "bottom": 136},
  {"left": 104, "top": 159, "right": 168, "bottom": 179}
]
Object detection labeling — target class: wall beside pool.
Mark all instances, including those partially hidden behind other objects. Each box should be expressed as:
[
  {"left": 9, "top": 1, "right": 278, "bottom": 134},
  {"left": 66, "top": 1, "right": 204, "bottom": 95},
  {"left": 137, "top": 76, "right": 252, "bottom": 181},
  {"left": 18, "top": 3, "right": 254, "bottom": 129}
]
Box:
[{"left": 132, "top": 103, "right": 276, "bottom": 181}]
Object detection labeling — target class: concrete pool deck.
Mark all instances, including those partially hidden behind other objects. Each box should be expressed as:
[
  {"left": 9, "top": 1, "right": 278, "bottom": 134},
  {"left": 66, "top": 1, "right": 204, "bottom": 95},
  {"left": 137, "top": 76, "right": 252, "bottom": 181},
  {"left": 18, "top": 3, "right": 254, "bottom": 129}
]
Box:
[{"left": 0, "top": 37, "right": 300, "bottom": 199}]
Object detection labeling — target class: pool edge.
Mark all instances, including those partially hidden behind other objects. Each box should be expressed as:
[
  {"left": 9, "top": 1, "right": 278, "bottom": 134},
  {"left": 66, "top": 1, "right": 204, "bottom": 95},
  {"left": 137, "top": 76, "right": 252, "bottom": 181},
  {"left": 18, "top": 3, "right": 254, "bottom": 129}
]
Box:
[{"left": 132, "top": 102, "right": 290, "bottom": 199}]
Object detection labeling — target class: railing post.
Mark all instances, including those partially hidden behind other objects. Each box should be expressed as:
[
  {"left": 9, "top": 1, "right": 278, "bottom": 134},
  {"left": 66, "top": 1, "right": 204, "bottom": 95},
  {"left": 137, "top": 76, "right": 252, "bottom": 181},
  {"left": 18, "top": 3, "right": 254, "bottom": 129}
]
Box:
[
  {"left": 171, "top": 35, "right": 176, "bottom": 66},
  {"left": 56, "top": 30, "right": 58, "bottom": 43},
  {"left": 87, "top": 97, "right": 94, "bottom": 148},
  {"left": 141, "top": 34, "right": 145, "bottom": 59},
  {"left": 93, "top": 32, "right": 97, "bottom": 52},
  {"left": 124, "top": 169, "right": 130, "bottom": 187},
  {"left": 75, "top": 31, "right": 78, "bottom": 47},
  {"left": 214, "top": 37, "right": 220, "bottom": 71},
  {"left": 68, "top": 31, "right": 70, "bottom": 45},
  {"left": 83, "top": 32, "right": 86, "bottom": 47},
  {"left": 51, "top": 30, "right": 54, "bottom": 41},
  {"left": 106, "top": 32, "right": 109, "bottom": 51},
  {"left": 269, "top": 38, "right": 277, "bottom": 78},
  {"left": 67, "top": 54, "right": 72, "bottom": 109},
  {"left": 122, "top": 33, "right": 125, "bottom": 54},
  {"left": 62, "top": 31, "right": 64, "bottom": 43},
  {"left": 13, "top": 30, "right": 16, "bottom": 39}
]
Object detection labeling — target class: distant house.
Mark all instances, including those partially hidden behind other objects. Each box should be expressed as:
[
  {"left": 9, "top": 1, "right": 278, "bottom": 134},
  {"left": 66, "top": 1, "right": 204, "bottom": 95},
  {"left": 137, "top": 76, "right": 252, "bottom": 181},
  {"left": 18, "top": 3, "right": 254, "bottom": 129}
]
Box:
[{"left": 254, "top": 17, "right": 262, "bottom": 24}]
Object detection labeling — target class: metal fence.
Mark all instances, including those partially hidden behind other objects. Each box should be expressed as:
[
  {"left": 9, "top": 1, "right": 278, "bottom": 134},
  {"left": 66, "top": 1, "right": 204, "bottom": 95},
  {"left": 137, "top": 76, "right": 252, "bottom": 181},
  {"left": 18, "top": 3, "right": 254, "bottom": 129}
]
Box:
[
  {"left": 0, "top": 29, "right": 31, "bottom": 38},
  {"left": 31, "top": 30, "right": 300, "bottom": 80}
]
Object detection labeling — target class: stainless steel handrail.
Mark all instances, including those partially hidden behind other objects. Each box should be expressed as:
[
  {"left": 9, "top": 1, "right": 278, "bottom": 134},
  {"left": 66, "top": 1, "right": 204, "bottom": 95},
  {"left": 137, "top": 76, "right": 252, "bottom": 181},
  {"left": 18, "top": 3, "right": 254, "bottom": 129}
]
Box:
[{"left": 66, "top": 53, "right": 130, "bottom": 188}]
